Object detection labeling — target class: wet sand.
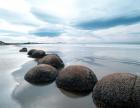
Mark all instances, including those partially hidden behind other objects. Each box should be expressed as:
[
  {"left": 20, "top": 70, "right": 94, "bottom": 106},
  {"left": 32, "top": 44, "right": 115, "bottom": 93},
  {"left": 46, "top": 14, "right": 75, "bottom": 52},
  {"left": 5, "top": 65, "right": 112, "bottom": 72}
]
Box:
[{"left": 0, "top": 45, "right": 31, "bottom": 108}]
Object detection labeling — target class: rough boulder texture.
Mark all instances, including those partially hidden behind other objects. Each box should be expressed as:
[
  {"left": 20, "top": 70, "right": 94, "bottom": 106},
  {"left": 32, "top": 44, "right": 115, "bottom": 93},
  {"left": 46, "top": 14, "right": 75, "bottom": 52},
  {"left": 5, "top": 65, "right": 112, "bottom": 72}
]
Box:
[
  {"left": 24, "top": 64, "right": 58, "bottom": 85},
  {"left": 38, "top": 54, "right": 64, "bottom": 70},
  {"left": 56, "top": 65, "right": 98, "bottom": 94},
  {"left": 92, "top": 73, "right": 140, "bottom": 108}
]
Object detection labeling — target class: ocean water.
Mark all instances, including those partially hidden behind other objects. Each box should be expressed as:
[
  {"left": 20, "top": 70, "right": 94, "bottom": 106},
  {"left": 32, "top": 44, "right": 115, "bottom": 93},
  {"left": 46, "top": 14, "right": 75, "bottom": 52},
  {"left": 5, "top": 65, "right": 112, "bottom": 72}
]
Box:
[{"left": 0, "top": 44, "right": 140, "bottom": 108}]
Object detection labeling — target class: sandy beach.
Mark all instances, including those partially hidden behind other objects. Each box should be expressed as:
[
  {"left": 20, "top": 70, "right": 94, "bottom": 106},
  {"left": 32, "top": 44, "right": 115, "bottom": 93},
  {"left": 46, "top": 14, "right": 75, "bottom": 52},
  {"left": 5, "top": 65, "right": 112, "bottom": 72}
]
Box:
[{"left": 0, "top": 44, "right": 140, "bottom": 108}]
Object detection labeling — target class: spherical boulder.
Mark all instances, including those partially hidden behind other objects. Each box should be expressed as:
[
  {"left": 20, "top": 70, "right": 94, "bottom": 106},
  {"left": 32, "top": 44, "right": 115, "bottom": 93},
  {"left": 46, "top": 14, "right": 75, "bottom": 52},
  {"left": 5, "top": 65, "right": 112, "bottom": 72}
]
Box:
[
  {"left": 19, "top": 48, "right": 27, "bottom": 52},
  {"left": 24, "top": 64, "right": 58, "bottom": 85},
  {"left": 31, "top": 50, "right": 46, "bottom": 58},
  {"left": 56, "top": 65, "right": 98, "bottom": 94},
  {"left": 27, "top": 49, "right": 36, "bottom": 56},
  {"left": 38, "top": 54, "right": 64, "bottom": 70},
  {"left": 92, "top": 73, "right": 140, "bottom": 108}
]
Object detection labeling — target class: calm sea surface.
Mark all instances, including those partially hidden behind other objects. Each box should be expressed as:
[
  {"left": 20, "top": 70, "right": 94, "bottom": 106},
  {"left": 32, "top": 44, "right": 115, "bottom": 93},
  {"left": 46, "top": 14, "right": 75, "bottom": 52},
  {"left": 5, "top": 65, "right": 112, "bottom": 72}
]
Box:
[{"left": 0, "top": 44, "right": 140, "bottom": 108}]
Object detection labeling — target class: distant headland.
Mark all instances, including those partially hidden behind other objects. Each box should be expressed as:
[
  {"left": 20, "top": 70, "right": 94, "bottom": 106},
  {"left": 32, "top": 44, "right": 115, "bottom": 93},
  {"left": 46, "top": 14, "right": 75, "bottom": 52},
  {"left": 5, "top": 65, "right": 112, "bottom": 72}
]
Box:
[
  {"left": 0, "top": 41, "right": 9, "bottom": 45},
  {"left": 0, "top": 41, "right": 64, "bottom": 45},
  {"left": 0, "top": 41, "right": 42, "bottom": 45},
  {"left": 1, "top": 40, "right": 140, "bottom": 45}
]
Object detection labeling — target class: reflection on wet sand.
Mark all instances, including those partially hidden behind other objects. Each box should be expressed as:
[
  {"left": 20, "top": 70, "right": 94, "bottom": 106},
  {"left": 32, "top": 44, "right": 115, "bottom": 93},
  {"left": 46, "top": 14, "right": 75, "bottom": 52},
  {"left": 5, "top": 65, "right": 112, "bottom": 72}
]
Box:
[
  {"left": 13, "top": 81, "right": 95, "bottom": 108},
  {"left": 12, "top": 60, "right": 37, "bottom": 83}
]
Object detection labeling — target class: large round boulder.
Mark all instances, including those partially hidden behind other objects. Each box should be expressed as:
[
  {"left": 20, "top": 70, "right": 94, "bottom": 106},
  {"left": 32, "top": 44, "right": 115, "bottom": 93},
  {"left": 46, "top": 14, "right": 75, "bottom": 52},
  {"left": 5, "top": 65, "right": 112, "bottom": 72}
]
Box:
[
  {"left": 31, "top": 50, "right": 46, "bottom": 58},
  {"left": 92, "top": 73, "right": 140, "bottom": 108},
  {"left": 56, "top": 65, "right": 98, "bottom": 94},
  {"left": 27, "top": 49, "right": 36, "bottom": 57},
  {"left": 38, "top": 54, "right": 64, "bottom": 70},
  {"left": 24, "top": 64, "right": 58, "bottom": 85}
]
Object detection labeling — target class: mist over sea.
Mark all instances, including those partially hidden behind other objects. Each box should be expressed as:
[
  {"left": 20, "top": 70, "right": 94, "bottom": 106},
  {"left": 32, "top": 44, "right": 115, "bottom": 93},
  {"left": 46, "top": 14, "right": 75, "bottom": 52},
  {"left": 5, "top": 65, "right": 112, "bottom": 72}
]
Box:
[{"left": 0, "top": 43, "right": 140, "bottom": 108}]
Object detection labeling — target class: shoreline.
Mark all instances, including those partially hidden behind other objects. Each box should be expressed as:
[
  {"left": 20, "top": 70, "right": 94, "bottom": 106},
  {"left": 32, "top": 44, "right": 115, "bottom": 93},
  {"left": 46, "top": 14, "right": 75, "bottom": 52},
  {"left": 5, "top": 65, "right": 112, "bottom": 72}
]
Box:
[
  {"left": 12, "top": 60, "right": 37, "bottom": 83},
  {"left": 0, "top": 45, "right": 32, "bottom": 108},
  {"left": 10, "top": 59, "right": 33, "bottom": 108},
  {"left": 0, "top": 60, "right": 31, "bottom": 108}
]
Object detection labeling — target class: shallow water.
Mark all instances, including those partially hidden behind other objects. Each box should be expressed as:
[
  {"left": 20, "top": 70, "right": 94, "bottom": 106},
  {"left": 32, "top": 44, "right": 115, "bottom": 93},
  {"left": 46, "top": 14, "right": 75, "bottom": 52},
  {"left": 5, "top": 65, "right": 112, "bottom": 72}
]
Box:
[
  {"left": 0, "top": 44, "right": 140, "bottom": 108},
  {"left": 0, "top": 45, "right": 31, "bottom": 108}
]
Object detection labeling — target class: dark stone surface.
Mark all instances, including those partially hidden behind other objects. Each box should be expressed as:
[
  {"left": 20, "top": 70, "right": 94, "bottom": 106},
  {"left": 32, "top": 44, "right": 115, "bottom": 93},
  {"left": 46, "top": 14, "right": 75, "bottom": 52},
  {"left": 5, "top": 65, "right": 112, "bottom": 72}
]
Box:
[
  {"left": 132, "top": 76, "right": 140, "bottom": 108},
  {"left": 31, "top": 50, "right": 46, "bottom": 58},
  {"left": 92, "top": 73, "right": 140, "bottom": 108},
  {"left": 56, "top": 65, "right": 98, "bottom": 94},
  {"left": 38, "top": 54, "right": 64, "bottom": 70},
  {"left": 27, "top": 49, "right": 36, "bottom": 56},
  {"left": 24, "top": 64, "right": 58, "bottom": 85},
  {"left": 19, "top": 48, "right": 27, "bottom": 52}
]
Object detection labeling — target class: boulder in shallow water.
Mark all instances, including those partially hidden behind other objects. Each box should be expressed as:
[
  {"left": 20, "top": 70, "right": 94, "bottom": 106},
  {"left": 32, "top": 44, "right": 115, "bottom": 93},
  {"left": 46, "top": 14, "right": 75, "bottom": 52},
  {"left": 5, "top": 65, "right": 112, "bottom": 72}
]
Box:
[
  {"left": 19, "top": 48, "right": 27, "bottom": 52},
  {"left": 31, "top": 50, "right": 46, "bottom": 58},
  {"left": 27, "top": 49, "right": 36, "bottom": 56},
  {"left": 92, "top": 73, "right": 140, "bottom": 108},
  {"left": 56, "top": 65, "right": 98, "bottom": 94},
  {"left": 38, "top": 54, "right": 64, "bottom": 70},
  {"left": 24, "top": 64, "right": 58, "bottom": 85}
]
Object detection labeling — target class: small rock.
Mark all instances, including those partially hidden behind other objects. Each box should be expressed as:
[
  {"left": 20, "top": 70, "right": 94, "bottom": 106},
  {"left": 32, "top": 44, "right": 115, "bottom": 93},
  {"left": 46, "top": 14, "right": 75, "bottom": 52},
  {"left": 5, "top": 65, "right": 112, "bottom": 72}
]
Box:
[
  {"left": 38, "top": 54, "right": 64, "bottom": 70},
  {"left": 56, "top": 65, "right": 98, "bottom": 94},
  {"left": 19, "top": 48, "right": 27, "bottom": 52},
  {"left": 92, "top": 73, "right": 140, "bottom": 108},
  {"left": 24, "top": 64, "right": 58, "bottom": 85}
]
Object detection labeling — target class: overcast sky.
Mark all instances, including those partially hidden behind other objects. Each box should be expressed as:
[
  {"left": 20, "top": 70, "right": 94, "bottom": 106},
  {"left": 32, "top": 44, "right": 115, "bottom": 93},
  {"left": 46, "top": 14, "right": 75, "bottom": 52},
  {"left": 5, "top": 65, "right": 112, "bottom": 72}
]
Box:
[{"left": 0, "top": 0, "right": 140, "bottom": 43}]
